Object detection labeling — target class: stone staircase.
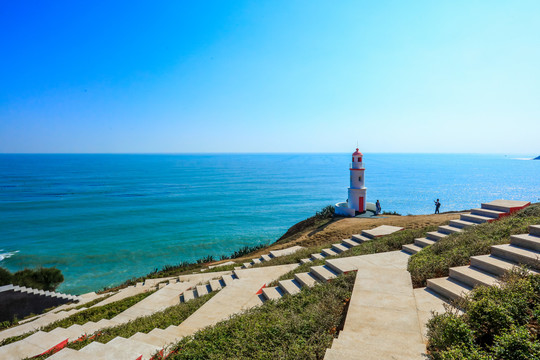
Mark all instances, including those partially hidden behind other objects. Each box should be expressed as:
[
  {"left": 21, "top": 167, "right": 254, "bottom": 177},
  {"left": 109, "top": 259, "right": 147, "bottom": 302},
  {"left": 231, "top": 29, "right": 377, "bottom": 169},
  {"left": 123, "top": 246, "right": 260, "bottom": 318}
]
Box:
[
  {"left": 240, "top": 245, "right": 304, "bottom": 269},
  {"left": 46, "top": 264, "right": 297, "bottom": 360},
  {"left": 0, "top": 271, "right": 239, "bottom": 359},
  {"left": 402, "top": 199, "right": 530, "bottom": 254},
  {"left": 426, "top": 224, "right": 540, "bottom": 302},
  {"left": 180, "top": 272, "right": 239, "bottom": 302},
  {"left": 299, "top": 225, "right": 404, "bottom": 265}
]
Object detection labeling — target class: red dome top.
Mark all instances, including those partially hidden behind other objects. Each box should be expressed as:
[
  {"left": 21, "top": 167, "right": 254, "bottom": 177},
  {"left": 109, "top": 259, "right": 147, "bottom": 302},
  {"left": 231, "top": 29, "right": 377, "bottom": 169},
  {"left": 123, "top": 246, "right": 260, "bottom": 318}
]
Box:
[{"left": 352, "top": 148, "right": 363, "bottom": 156}]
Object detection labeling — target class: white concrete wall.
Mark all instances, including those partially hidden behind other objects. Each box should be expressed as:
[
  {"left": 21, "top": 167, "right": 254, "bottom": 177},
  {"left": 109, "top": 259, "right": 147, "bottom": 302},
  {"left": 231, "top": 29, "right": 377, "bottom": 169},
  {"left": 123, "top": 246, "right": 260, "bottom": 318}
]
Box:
[
  {"left": 350, "top": 169, "right": 365, "bottom": 189},
  {"left": 335, "top": 202, "right": 356, "bottom": 217},
  {"left": 348, "top": 188, "right": 367, "bottom": 212}
]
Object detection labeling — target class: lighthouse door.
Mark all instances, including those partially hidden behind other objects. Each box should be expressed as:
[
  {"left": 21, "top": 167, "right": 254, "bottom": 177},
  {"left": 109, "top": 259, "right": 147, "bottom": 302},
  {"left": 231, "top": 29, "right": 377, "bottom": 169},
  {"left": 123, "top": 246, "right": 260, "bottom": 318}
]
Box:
[{"left": 359, "top": 197, "right": 364, "bottom": 212}]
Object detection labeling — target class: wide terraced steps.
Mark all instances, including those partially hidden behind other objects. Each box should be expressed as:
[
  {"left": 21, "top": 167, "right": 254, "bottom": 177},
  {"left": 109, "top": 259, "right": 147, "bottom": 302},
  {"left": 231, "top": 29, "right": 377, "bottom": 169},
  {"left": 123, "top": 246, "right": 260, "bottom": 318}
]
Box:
[
  {"left": 299, "top": 225, "right": 404, "bottom": 265},
  {"left": 46, "top": 264, "right": 298, "bottom": 360},
  {"left": 240, "top": 245, "right": 304, "bottom": 269},
  {"left": 425, "top": 224, "right": 540, "bottom": 303},
  {"left": 0, "top": 270, "right": 239, "bottom": 359},
  {"left": 403, "top": 199, "right": 530, "bottom": 254}
]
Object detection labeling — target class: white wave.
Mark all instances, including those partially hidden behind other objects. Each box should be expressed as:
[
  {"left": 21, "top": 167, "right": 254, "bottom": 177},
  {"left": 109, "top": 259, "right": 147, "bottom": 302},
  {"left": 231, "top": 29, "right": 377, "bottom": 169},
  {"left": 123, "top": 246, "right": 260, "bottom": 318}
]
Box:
[{"left": 0, "top": 250, "right": 19, "bottom": 262}]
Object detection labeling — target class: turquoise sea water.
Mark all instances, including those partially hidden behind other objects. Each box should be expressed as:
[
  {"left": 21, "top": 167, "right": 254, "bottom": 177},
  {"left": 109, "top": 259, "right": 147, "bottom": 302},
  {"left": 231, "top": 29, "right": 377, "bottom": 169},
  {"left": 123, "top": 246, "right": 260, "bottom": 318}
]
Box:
[{"left": 1, "top": 154, "right": 538, "bottom": 294}]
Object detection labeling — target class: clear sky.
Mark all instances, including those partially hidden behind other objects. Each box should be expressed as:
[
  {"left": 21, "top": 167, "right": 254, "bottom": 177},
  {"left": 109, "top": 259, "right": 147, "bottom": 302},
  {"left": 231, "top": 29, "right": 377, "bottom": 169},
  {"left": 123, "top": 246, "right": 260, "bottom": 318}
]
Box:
[{"left": 1, "top": 1, "right": 539, "bottom": 154}]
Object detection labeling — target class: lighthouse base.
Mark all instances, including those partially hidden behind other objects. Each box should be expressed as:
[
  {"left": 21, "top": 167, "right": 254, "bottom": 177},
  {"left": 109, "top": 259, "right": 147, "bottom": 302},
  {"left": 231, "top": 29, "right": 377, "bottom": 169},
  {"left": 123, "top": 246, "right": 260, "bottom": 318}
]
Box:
[{"left": 334, "top": 201, "right": 377, "bottom": 217}]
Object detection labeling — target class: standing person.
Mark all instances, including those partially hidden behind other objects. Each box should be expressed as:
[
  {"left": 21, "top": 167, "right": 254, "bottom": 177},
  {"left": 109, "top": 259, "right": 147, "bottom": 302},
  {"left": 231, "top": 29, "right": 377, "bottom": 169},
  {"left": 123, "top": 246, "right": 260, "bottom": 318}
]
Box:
[
  {"left": 434, "top": 199, "right": 441, "bottom": 214},
  {"left": 376, "top": 200, "right": 381, "bottom": 215}
]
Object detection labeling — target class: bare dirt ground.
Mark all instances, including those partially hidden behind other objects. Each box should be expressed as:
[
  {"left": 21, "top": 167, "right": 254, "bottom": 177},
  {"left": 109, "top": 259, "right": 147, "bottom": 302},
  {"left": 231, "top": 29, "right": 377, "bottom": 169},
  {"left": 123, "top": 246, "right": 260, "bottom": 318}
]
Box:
[{"left": 229, "top": 212, "right": 464, "bottom": 263}]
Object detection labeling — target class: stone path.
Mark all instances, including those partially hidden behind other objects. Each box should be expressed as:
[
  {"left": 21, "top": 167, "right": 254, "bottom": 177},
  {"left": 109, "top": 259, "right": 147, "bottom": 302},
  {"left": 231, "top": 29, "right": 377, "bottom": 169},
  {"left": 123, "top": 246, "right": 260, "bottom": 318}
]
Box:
[
  {"left": 48, "top": 263, "right": 298, "bottom": 359},
  {"left": 323, "top": 251, "right": 428, "bottom": 359}
]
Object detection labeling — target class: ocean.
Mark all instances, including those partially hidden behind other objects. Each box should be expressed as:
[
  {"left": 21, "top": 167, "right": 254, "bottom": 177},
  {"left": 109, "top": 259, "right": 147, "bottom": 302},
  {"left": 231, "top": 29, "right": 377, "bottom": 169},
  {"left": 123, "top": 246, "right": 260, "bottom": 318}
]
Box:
[{"left": 0, "top": 153, "right": 538, "bottom": 294}]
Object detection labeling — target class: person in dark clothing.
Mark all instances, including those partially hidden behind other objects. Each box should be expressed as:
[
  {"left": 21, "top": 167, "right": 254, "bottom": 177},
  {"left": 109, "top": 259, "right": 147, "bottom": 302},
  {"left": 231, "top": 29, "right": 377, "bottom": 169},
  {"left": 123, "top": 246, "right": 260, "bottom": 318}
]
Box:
[
  {"left": 375, "top": 200, "right": 381, "bottom": 215},
  {"left": 434, "top": 199, "right": 441, "bottom": 214}
]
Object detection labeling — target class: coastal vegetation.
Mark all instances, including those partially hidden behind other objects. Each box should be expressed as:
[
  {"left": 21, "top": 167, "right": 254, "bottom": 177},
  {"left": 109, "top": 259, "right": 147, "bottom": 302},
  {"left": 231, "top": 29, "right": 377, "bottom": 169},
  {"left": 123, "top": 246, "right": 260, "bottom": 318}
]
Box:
[
  {"left": 426, "top": 268, "right": 540, "bottom": 359},
  {"left": 0, "top": 266, "right": 64, "bottom": 291},
  {"left": 162, "top": 273, "right": 355, "bottom": 360},
  {"left": 408, "top": 203, "right": 540, "bottom": 287}
]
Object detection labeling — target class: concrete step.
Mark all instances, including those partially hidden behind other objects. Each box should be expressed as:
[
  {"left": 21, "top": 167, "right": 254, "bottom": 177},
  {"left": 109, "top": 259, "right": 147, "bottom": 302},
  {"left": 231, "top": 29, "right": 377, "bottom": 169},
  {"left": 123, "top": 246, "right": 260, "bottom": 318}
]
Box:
[
  {"left": 311, "top": 253, "right": 325, "bottom": 261},
  {"left": 460, "top": 213, "right": 492, "bottom": 224},
  {"left": 209, "top": 279, "right": 222, "bottom": 292},
  {"left": 79, "top": 339, "right": 141, "bottom": 360},
  {"left": 414, "top": 237, "right": 435, "bottom": 248},
  {"left": 146, "top": 328, "right": 181, "bottom": 344},
  {"left": 481, "top": 200, "right": 530, "bottom": 213},
  {"left": 329, "top": 330, "right": 426, "bottom": 358},
  {"left": 325, "top": 260, "right": 353, "bottom": 275},
  {"left": 242, "top": 262, "right": 252, "bottom": 269},
  {"left": 342, "top": 238, "right": 361, "bottom": 247},
  {"left": 449, "top": 219, "right": 478, "bottom": 229},
  {"left": 196, "top": 285, "right": 210, "bottom": 297},
  {"left": 470, "top": 254, "right": 522, "bottom": 276},
  {"left": 221, "top": 274, "right": 235, "bottom": 286},
  {"left": 294, "top": 272, "right": 320, "bottom": 288},
  {"left": 105, "top": 336, "right": 160, "bottom": 360},
  {"left": 471, "top": 208, "right": 506, "bottom": 219},
  {"left": 449, "top": 266, "right": 500, "bottom": 288},
  {"left": 262, "top": 286, "right": 283, "bottom": 301},
  {"left": 426, "top": 231, "right": 448, "bottom": 241},
  {"left": 278, "top": 279, "right": 302, "bottom": 295},
  {"left": 438, "top": 225, "right": 463, "bottom": 235},
  {"left": 511, "top": 233, "right": 540, "bottom": 251},
  {"left": 321, "top": 248, "right": 339, "bottom": 257},
  {"left": 351, "top": 234, "right": 371, "bottom": 243},
  {"left": 181, "top": 290, "right": 196, "bottom": 302},
  {"left": 427, "top": 277, "right": 472, "bottom": 301},
  {"left": 79, "top": 321, "right": 102, "bottom": 335},
  {"left": 491, "top": 244, "right": 540, "bottom": 269},
  {"left": 332, "top": 243, "right": 349, "bottom": 253},
  {"left": 48, "top": 348, "right": 96, "bottom": 360},
  {"left": 530, "top": 225, "right": 540, "bottom": 237},
  {"left": 260, "top": 254, "right": 272, "bottom": 262},
  {"left": 130, "top": 331, "right": 169, "bottom": 347},
  {"left": 402, "top": 243, "right": 423, "bottom": 254},
  {"left": 310, "top": 265, "right": 339, "bottom": 282},
  {"left": 325, "top": 343, "right": 425, "bottom": 360},
  {"left": 251, "top": 258, "right": 261, "bottom": 265},
  {"left": 299, "top": 258, "right": 312, "bottom": 265}
]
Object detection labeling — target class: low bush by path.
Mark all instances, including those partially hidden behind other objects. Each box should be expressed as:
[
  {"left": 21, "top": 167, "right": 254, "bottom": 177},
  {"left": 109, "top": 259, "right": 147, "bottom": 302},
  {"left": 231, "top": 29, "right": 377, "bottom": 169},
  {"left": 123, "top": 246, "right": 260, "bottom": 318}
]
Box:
[
  {"left": 426, "top": 269, "right": 540, "bottom": 359},
  {"left": 408, "top": 204, "right": 540, "bottom": 288}
]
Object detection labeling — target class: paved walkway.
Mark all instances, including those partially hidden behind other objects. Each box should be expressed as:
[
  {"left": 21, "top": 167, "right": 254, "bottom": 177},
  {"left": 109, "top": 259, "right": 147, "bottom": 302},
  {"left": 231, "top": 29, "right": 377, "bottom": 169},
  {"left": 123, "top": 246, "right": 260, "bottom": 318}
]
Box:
[{"left": 324, "top": 251, "right": 435, "bottom": 359}]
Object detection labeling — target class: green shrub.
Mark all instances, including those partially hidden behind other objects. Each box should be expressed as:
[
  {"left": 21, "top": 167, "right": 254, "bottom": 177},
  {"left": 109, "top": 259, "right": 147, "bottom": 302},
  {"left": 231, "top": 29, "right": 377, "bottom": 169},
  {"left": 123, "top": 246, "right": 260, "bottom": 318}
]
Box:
[
  {"left": 427, "top": 270, "right": 540, "bottom": 359},
  {"left": 0, "top": 267, "right": 64, "bottom": 291},
  {"left": 427, "top": 312, "right": 475, "bottom": 352},
  {"left": 0, "top": 267, "right": 12, "bottom": 285},
  {"left": 491, "top": 326, "right": 540, "bottom": 360}
]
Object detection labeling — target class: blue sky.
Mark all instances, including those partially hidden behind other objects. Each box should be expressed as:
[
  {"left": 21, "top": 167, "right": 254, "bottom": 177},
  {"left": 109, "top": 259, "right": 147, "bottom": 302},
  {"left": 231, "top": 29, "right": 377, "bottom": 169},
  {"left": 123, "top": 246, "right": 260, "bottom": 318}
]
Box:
[{"left": 1, "top": 1, "right": 539, "bottom": 154}]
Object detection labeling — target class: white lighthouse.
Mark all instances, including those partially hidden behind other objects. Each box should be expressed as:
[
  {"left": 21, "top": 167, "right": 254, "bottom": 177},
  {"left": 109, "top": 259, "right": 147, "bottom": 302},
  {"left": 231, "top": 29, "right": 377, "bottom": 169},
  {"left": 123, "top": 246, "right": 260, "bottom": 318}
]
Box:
[
  {"left": 334, "top": 148, "right": 371, "bottom": 217},
  {"left": 348, "top": 148, "right": 367, "bottom": 212}
]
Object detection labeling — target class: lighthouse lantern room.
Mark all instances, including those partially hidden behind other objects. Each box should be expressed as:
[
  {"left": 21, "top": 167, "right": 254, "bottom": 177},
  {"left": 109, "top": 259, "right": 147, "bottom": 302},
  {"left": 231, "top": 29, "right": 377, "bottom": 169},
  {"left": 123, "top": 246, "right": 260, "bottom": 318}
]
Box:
[{"left": 334, "top": 148, "right": 370, "bottom": 217}]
